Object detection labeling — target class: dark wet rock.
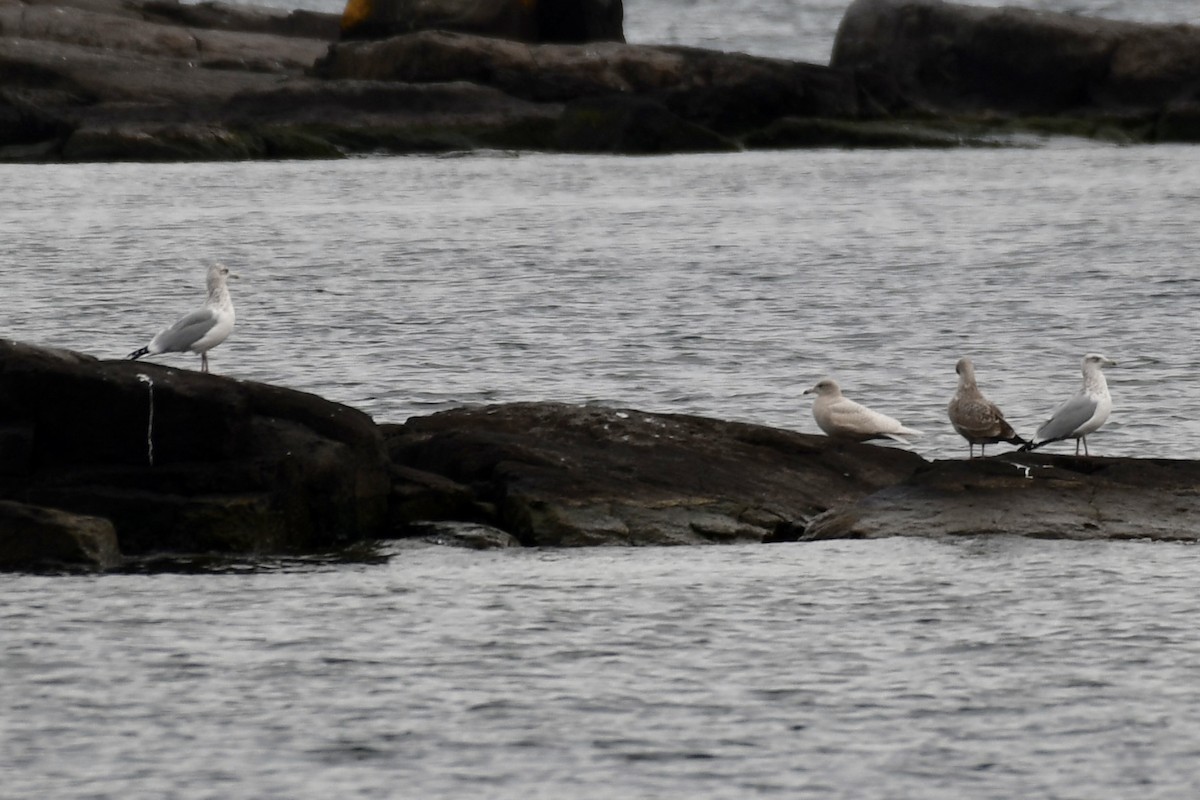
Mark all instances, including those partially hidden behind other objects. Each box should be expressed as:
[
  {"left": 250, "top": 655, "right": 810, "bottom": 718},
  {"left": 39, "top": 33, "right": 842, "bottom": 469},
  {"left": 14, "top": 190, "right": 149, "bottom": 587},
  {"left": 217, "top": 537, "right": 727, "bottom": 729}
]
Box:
[
  {"left": 743, "top": 116, "right": 1001, "bottom": 149},
  {"left": 803, "top": 454, "right": 1200, "bottom": 541},
  {"left": 338, "top": 0, "right": 623, "bottom": 45},
  {"left": 9, "top": 0, "right": 1200, "bottom": 161},
  {"left": 384, "top": 402, "right": 925, "bottom": 547},
  {"left": 0, "top": 340, "right": 389, "bottom": 557},
  {"left": 317, "top": 31, "right": 862, "bottom": 126},
  {"left": 405, "top": 520, "right": 523, "bottom": 549},
  {"left": 555, "top": 94, "right": 737, "bottom": 154},
  {"left": 832, "top": 0, "right": 1200, "bottom": 123},
  {"left": 0, "top": 499, "right": 121, "bottom": 571}
]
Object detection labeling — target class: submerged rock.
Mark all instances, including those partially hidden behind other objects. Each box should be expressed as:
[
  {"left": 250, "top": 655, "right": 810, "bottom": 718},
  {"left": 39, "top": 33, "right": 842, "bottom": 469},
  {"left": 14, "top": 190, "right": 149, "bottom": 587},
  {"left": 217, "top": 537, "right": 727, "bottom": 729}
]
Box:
[
  {"left": 384, "top": 402, "right": 925, "bottom": 546},
  {"left": 804, "top": 455, "right": 1200, "bottom": 541}
]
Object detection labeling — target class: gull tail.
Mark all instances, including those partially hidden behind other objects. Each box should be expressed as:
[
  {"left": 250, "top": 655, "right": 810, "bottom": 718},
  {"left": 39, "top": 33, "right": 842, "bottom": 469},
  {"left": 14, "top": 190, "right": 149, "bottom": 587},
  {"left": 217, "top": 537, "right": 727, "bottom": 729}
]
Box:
[
  {"left": 884, "top": 427, "right": 923, "bottom": 442},
  {"left": 1018, "top": 439, "right": 1044, "bottom": 453},
  {"left": 128, "top": 346, "right": 150, "bottom": 361}
]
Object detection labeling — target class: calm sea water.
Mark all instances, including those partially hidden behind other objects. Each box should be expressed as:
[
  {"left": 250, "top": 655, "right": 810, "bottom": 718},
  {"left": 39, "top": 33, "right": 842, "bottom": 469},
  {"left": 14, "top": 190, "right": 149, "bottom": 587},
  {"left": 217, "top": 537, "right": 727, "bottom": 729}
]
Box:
[{"left": 8, "top": 0, "right": 1200, "bottom": 795}]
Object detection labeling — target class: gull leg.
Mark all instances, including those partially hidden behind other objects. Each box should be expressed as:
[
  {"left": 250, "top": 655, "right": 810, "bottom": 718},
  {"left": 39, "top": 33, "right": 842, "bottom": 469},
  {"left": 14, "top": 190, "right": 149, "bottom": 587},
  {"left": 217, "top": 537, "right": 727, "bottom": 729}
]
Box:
[
  {"left": 201, "top": 353, "right": 209, "bottom": 373},
  {"left": 1082, "top": 436, "right": 1089, "bottom": 457}
]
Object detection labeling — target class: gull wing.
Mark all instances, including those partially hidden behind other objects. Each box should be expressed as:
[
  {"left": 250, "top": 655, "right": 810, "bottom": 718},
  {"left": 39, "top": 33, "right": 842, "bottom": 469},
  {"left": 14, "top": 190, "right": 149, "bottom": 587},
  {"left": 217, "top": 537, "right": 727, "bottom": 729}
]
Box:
[
  {"left": 149, "top": 307, "right": 218, "bottom": 354},
  {"left": 950, "top": 396, "right": 1007, "bottom": 439},
  {"left": 827, "top": 398, "right": 909, "bottom": 438},
  {"left": 1035, "top": 392, "right": 1097, "bottom": 442}
]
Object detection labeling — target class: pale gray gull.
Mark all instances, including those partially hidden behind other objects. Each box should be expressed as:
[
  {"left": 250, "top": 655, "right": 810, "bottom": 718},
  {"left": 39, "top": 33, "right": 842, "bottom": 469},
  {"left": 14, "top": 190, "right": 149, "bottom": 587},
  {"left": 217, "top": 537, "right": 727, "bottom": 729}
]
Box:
[
  {"left": 128, "top": 263, "right": 237, "bottom": 373},
  {"left": 803, "top": 378, "right": 922, "bottom": 443},
  {"left": 947, "top": 357, "right": 1027, "bottom": 457},
  {"left": 1022, "top": 353, "right": 1115, "bottom": 455}
]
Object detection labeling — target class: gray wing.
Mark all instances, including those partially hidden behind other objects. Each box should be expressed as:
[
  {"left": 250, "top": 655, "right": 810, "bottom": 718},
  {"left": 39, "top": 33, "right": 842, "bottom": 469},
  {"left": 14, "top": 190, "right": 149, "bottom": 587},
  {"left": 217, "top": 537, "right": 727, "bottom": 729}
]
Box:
[
  {"left": 1036, "top": 392, "right": 1097, "bottom": 442},
  {"left": 149, "top": 307, "right": 218, "bottom": 353}
]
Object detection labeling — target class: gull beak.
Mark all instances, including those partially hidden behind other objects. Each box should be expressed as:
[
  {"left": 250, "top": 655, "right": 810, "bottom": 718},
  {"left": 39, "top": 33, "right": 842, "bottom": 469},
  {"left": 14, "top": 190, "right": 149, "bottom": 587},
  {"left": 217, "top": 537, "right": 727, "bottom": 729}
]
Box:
[{"left": 802, "top": 387, "right": 815, "bottom": 396}]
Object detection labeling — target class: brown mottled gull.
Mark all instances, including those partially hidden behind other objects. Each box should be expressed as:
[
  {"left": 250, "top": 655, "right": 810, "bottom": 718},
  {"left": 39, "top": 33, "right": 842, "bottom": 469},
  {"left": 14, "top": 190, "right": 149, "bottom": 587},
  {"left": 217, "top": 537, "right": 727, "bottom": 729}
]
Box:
[
  {"left": 803, "top": 378, "right": 922, "bottom": 443},
  {"left": 1022, "top": 353, "right": 1115, "bottom": 456},
  {"left": 947, "top": 357, "right": 1027, "bottom": 458}
]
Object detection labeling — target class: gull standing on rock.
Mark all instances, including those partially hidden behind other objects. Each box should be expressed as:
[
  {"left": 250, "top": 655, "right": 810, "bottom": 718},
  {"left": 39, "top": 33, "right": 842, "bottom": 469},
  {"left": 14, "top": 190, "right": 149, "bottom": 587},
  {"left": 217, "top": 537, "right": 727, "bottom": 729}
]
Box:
[
  {"left": 1022, "top": 353, "right": 1116, "bottom": 456},
  {"left": 803, "top": 378, "right": 922, "bottom": 443},
  {"left": 128, "top": 263, "right": 238, "bottom": 373},
  {"left": 948, "top": 357, "right": 1027, "bottom": 458}
]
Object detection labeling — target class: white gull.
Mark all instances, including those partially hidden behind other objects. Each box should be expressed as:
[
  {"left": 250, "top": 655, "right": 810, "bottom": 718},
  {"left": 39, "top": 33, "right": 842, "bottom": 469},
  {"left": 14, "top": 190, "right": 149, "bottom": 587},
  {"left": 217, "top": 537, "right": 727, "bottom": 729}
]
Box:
[
  {"left": 803, "top": 378, "right": 922, "bottom": 443},
  {"left": 1023, "top": 353, "right": 1115, "bottom": 456},
  {"left": 128, "top": 263, "right": 237, "bottom": 373}
]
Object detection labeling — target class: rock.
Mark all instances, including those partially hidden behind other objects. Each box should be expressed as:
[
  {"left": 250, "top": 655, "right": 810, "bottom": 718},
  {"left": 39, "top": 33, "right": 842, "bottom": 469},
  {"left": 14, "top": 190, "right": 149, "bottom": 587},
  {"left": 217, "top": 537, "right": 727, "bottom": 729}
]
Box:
[
  {"left": 803, "top": 454, "right": 1200, "bottom": 541},
  {"left": 337, "top": 0, "right": 623, "bottom": 44},
  {"left": 743, "top": 116, "right": 1000, "bottom": 149},
  {"left": 555, "top": 94, "right": 737, "bottom": 154},
  {"left": 404, "top": 520, "right": 523, "bottom": 549},
  {"left": 0, "top": 500, "right": 121, "bottom": 571},
  {"left": 385, "top": 402, "right": 925, "bottom": 546},
  {"left": 0, "top": 339, "right": 389, "bottom": 556},
  {"left": 318, "top": 32, "right": 860, "bottom": 123},
  {"left": 831, "top": 0, "right": 1200, "bottom": 120}
]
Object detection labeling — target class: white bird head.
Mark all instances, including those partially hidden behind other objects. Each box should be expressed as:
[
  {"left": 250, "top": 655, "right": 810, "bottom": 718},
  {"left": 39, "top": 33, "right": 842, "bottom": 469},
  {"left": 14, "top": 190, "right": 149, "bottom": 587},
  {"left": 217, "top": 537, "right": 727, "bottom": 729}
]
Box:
[
  {"left": 1082, "top": 353, "right": 1116, "bottom": 371},
  {"left": 206, "top": 263, "right": 239, "bottom": 290},
  {"left": 803, "top": 378, "right": 842, "bottom": 398}
]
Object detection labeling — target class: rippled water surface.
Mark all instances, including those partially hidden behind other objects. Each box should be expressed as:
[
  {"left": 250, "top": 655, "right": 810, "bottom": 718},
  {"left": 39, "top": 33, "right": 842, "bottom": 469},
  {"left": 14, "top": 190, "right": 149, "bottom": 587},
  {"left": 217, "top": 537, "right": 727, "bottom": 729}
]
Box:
[
  {"left": 7, "top": 539, "right": 1200, "bottom": 798},
  {"left": 8, "top": 2, "right": 1200, "bottom": 790},
  {"left": 6, "top": 145, "right": 1200, "bottom": 460}
]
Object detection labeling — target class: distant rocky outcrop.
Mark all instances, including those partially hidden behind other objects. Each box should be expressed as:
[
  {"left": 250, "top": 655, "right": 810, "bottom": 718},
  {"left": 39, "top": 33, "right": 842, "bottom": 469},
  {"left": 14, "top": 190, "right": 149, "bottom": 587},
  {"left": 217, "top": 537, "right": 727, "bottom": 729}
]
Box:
[
  {"left": 338, "top": 0, "right": 624, "bottom": 44},
  {"left": 832, "top": 0, "right": 1200, "bottom": 140},
  {"left": 0, "top": 339, "right": 389, "bottom": 570},
  {"left": 6, "top": 0, "right": 1200, "bottom": 161}
]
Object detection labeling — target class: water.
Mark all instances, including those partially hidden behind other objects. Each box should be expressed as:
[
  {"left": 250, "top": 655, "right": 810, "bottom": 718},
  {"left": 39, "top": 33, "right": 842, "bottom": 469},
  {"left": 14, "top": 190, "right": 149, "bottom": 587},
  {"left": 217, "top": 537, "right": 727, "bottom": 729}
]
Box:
[
  {"left": 6, "top": 145, "right": 1200, "bottom": 460},
  {"left": 8, "top": 0, "right": 1200, "bottom": 795},
  {"left": 6, "top": 538, "right": 1200, "bottom": 798}
]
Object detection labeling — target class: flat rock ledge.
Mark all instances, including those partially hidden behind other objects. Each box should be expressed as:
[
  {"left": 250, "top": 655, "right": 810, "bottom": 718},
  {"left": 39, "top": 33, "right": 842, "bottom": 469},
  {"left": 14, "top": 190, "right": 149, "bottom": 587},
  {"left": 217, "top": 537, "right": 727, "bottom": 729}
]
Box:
[
  {"left": 804, "top": 455, "right": 1200, "bottom": 542},
  {"left": 5, "top": 339, "right": 1200, "bottom": 571},
  {"left": 4, "top": 0, "right": 1200, "bottom": 162}
]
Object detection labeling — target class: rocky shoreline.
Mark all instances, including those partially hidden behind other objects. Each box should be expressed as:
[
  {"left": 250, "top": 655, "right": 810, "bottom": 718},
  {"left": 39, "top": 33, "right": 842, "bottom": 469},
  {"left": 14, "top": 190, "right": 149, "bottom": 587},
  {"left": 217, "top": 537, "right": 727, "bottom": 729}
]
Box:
[
  {"left": 3, "top": 339, "right": 1198, "bottom": 572},
  {"left": 3, "top": 0, "right": 1200, "bottom": 162}
]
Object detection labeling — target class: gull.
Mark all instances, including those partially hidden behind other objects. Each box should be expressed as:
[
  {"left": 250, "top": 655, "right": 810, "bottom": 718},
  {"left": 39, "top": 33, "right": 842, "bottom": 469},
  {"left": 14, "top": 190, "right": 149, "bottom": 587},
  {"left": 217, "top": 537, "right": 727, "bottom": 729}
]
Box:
[
  {"left": 1022, "top": 353, "right": 1116, "bottom": 456},
  {"left": 803, "top": 378, "right": 922, "bottom": 443},
  {"left": 947, "top": 357, "right": 1027, "bottom": 458},
  {"left": 128, "top": 263, "right": 238, "bottom": 373}
]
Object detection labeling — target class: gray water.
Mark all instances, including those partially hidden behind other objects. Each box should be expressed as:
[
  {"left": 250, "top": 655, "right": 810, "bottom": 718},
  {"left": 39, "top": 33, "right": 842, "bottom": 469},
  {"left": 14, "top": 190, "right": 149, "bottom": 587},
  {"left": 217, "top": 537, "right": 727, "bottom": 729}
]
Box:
[
  {"left": 6, "top": 539, "right": 1200, "bottom": 798},
  {"left": 6, "top": 145, "right": 1200, "bottom": 460},
  {"left": 8, "top": 0, "right": 1200, "bottom": 795}
]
